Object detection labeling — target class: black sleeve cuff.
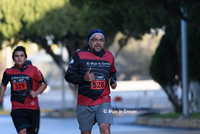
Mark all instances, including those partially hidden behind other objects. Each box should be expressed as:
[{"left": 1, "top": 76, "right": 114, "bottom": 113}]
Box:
[
  {"left": 109, "top": 72, "right": 117, "bottom": 81},
  {"left": 65, "top": 73, "right": 85, "bottom": 84}
]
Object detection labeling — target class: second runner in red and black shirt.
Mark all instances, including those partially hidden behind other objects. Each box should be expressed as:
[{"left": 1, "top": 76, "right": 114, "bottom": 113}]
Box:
[{"left": 65, "top": 45, "right": 117, "bottom": 106}]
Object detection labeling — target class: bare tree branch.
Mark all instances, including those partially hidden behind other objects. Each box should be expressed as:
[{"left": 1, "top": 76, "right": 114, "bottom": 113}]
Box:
[
  {"left": 157, "top": 0, "right": 200, "bottom": 30},
  {"left": 34, "top": 38, "right": 67, "bottom": 71}
]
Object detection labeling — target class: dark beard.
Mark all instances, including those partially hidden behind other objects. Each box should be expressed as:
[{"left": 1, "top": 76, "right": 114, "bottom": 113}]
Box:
[
  {"left": 93, "top": 44, "right": 102, "bottom": 53},
  {"left": 93, "top": 48, "right": 102, "bottom": 53}
]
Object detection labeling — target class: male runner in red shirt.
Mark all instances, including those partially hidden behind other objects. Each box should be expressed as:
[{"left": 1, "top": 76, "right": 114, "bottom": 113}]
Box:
[
  {"left": 0, "top": 46, "right": 47, "bottom": 134},
  {"left": 65, "top": 29, "right": 117, "bottom": 134}
]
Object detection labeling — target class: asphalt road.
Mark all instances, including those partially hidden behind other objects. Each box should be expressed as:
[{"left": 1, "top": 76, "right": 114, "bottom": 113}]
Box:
[{"left": 1, "top": 114, "right": 200, "bottom": 134}]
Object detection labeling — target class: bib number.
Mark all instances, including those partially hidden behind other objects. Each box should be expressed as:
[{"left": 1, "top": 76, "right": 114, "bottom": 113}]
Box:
[
  {"left": 13, "top": 82, "right": 27, "bottom": 91},
  {"left": 91, "top": 80, "right": 105, "bottom": 89}
]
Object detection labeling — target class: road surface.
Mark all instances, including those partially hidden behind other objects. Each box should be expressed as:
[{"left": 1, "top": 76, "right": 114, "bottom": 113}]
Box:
[{"left": 1, "top": 114, "right": 200, "bottom": 134}]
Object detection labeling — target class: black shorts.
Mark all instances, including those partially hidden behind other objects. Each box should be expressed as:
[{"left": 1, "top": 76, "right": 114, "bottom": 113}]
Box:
[{"left": 10, "top": 108, "right": 40, "bottom": 134}]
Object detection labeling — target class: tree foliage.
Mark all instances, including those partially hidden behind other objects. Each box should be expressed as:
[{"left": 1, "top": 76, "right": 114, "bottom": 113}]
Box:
[
  {"left": 149, "top": 2, "right": 200, "bottom": 112},
  {"left": 150, "top": 24, "right": 182, "bottom": 112},
  {"left": 0, "top": 0, "right": 98, "bottom": 69},
  {"left": 0, "top": 0, "right": 66, "bottom": 67}
]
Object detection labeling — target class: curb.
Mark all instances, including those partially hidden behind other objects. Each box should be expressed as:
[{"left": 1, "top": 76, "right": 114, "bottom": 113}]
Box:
[
  {"left": 135, "top": 117, "right": 200, "bottom": 129},
  {"left": 0, "top": 110, "right": 10, "bottom": 115},
  {"left": 0, "top": 109, "right": 54, "bottom": 115}
]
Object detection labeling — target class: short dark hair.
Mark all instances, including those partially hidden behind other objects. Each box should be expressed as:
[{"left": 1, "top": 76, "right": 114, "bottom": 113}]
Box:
[{"left": 12, "top": 46, "right": 27, "bottom": 61}]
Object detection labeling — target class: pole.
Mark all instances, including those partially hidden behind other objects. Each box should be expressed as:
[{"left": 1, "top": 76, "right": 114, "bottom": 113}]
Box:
[
  {"left": 61, "top": 44, "right": 66, "bottom": 110},
  {"left": 181, "top": 2, "right": 188, "bottom": 117}
]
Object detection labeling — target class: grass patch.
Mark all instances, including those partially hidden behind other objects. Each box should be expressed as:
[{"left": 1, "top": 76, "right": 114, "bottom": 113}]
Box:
[
  {"left": 141, "top": 113, "right": 182, "bottom": 119},
  {"left": 189, "top": 113, "right": 200, "bottom": 119},
  {"left": 140, "top": 112, "right": 200, "bottom": 120}
]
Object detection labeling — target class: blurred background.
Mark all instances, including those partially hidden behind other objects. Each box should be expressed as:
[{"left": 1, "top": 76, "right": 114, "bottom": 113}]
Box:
[{"left": 0, "top": 0, "right": 200, "bottom": 117}]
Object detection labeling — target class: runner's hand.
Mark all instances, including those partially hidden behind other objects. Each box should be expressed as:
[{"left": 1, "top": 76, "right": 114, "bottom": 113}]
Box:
[
  {"left": 84, "top": 68, "right": 94, "bottom": 82},
  {"left": 109, "top": 78, "right": 117, "bottom": 89},
  {"left": 30, "top": 91, "right": 38, "bottom": 98}
]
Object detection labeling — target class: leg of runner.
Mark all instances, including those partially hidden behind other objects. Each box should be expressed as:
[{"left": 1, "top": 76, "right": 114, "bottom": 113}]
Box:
[
  {"left": 81, "top": 130, "right": 91, "bottom": 134},
  {"left": 99, "top": 123, "right": 110, "bottom": 134},
  {"left": 19, "top": 128, "right": 26, "bottom": 134}
]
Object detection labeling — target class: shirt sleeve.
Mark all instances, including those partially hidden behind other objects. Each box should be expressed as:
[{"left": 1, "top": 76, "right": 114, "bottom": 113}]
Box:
[
  {"left": 109, "top": 55, "right": 117, "bottom": 81},
  {"left": 34, "top": 67, "right": 43, "bottom": 83},
  {"left": 65, "top": 53, "right": 85, "bottom": 84},
  {"left": 1, "top": 70, "right": 9, "bottom": 86}
]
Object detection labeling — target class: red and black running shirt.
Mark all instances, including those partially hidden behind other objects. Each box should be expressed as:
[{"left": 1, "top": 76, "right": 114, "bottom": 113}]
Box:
[
  {"left": 65, "top": 45, "right": 117, "bottom": 106},
  {"left": 1, "top": 64, "right": 44, "bottom": 110}
]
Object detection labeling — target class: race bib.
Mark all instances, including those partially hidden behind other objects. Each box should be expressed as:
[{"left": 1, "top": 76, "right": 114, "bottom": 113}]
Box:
[
  {"left": 91, "top": 80, "right": 105, "bottom": 89},
  {"left": 13, "top": 82, "right": 27, "bottom": 91}
]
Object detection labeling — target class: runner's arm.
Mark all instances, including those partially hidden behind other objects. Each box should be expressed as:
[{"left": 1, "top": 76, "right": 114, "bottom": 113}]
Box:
[
  {"left": 30, "top": 69, "right": 47, "bottom": 98},
  {"left": 30, "top": 82, "right": 47, "bottom": 98},
  {"left": 0, "top": 71, "right": 9, "bottom": 103},
  {"left": 36, "top": 83, "right": 47, "bottom": 94},
  {"left": 109, "top": 72, "right": 117, "bottom": 89},
  {"left": 65, "top": 72, "right": 85, "bottom": 84},
  {"left": 65, "top": 53, "right": 85, "bottom": 84},
  {"left": 0, "top": 84, "right": 6, "bottom": 103}
]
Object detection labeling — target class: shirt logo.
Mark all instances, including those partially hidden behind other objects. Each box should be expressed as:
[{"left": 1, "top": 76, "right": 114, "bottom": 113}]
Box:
[
  {"left": 69, "top": 59, "right": 74, "bottom": 64},
  {"left": 86, "top": 62, "right": 110, "bottom": 67},
  {"left": 30, "top": 101, "right": 35, "bottom": 105}
]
